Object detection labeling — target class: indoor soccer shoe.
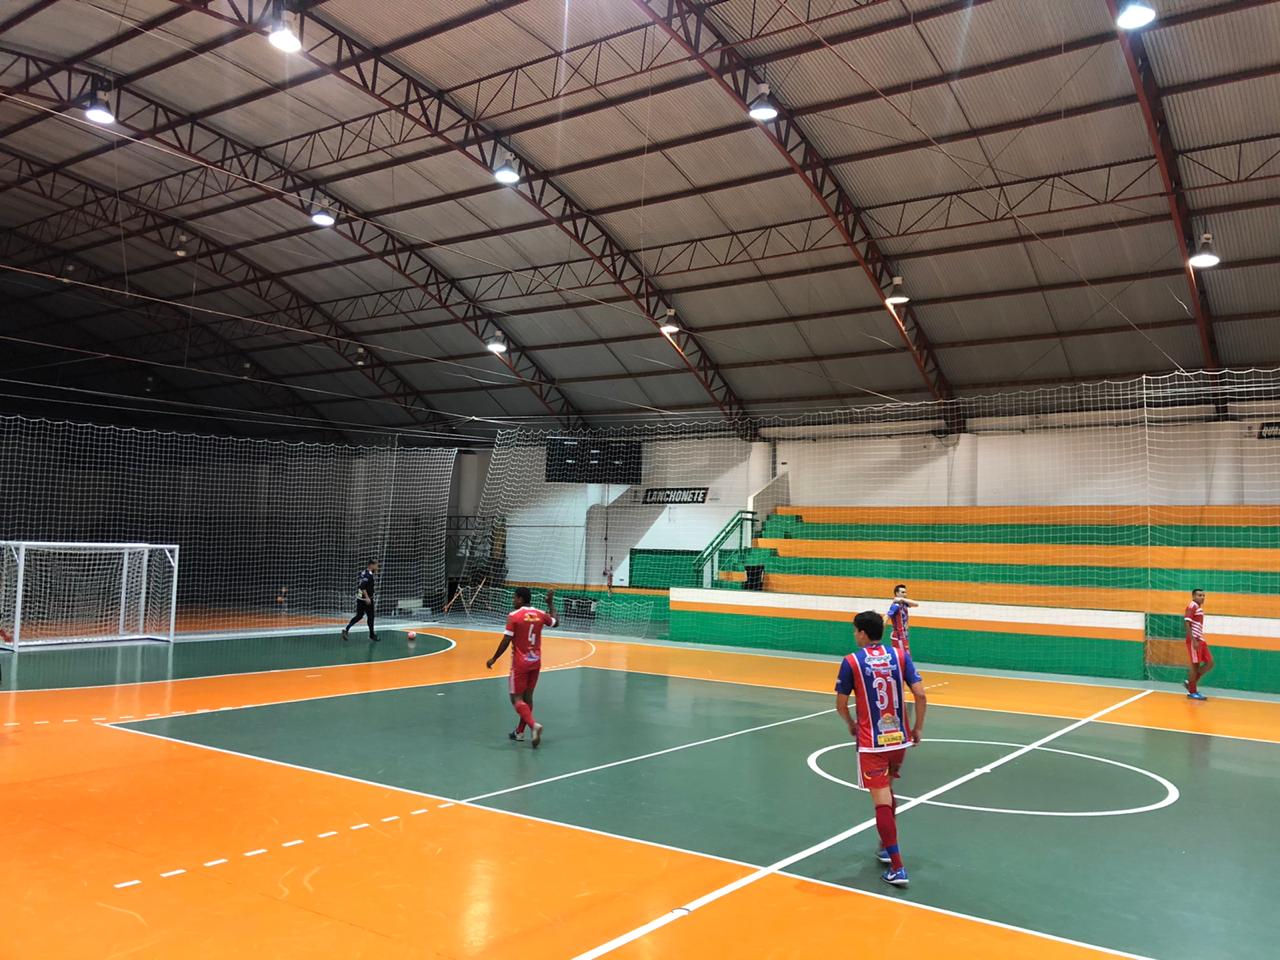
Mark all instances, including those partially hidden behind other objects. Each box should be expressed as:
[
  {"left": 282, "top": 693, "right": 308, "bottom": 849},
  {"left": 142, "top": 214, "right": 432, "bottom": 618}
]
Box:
[
  {"left": 881, "top": 867, "right": 909, "bottom": 887},
  {"left": 876, "top": 848, "right": 892, "bottom": 864},
  {"left": 531, "top": 723, "right": 544, "bottom": 749},
  {"left": 1187, "top": 691, "right": 1208, "bottom": 701},
  {"left": 508, "top": 730, "right": 524, "bottom": 742}
]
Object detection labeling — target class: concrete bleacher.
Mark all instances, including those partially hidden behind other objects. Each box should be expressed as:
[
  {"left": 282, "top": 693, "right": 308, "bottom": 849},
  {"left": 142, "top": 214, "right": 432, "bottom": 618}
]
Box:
[{"left": 684, "top": 505, "right": 1280, "bottom": 692}]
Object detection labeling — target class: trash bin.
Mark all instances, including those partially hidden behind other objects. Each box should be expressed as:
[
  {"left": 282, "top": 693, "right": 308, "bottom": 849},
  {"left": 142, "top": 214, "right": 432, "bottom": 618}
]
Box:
[{"left": 744, "top": 564, "right": 765, "bottom": 591}]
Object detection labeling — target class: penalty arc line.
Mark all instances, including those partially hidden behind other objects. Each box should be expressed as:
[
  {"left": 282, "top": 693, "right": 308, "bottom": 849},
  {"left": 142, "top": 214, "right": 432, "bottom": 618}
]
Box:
[{"left": 571, "top": 688, "right": 1155, "bottom": 960}]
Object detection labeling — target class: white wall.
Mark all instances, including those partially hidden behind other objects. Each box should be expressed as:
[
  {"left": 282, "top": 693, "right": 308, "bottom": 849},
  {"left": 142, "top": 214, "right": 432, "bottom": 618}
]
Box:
[{"left": 778, "top": 420, "right": 1278, "bottom": 506}]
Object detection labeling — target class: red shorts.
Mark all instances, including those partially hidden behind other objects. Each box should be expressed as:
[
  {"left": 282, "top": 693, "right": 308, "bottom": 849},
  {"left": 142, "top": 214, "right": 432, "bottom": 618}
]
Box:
[
  {"left": 857, "top": 748, "right": 907, "bottom": 790},
  {"left": 1187, "top": 639, "right": 1213, "bottom": 667},
  {"left": 508, "top": 667, "right": 540, "bottom": 696}
]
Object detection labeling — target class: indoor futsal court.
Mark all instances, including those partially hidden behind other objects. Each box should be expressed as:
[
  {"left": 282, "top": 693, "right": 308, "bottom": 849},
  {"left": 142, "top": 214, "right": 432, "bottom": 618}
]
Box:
[{"left": 3, "top": 0, "right": 1280, "bottom": 958}]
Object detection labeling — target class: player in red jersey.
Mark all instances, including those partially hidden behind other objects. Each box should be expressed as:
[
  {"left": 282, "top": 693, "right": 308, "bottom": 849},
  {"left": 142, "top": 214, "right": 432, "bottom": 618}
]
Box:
[
  {"left": 486, "top": 586, "right": 558, "bottom": 747},
  {"left": 1184, "top": 588, "right": 1213, "bottom": 701},
  {"left": 835, "top": 610, "right": 928, "bottom": 887},
  {"left": 885, "top": 583, "right": 918, "bottom": 663}
]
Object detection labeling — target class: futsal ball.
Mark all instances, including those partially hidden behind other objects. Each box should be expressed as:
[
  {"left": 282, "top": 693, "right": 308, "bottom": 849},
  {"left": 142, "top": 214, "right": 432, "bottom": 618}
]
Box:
[{"left": 407, "top": 631, "right": 417, "bottom": 640}]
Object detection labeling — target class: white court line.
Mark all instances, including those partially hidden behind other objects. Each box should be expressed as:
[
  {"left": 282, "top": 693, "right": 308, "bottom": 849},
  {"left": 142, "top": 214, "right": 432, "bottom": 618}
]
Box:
[
  {"left": 282, "top": 839, "right": 304, "bottom": 847},
  {"left": 774, "top": 868, "right": 1159, "bottom": 960},
  {"left": 203, "top": 858, "right": 227, "bottom": 867},
  {"left": 464, "top": 706, "right": 833, "bottom": 803},
  {"left": 570, "top": 689, "right": 1154, "bottom": 960},
  {"left": 0, "top": 634, "right": 457, "bottom": 693},
  {"left": 243, "top": 848, "right": 267, "bottom": 857},
  {"left": 113, "top": 880, "right": 140, "bottom": 889},
  {"left": 317, "top": 831, "right": 337, "bottom": 838},
  {"left": 159, "top": 869, "right": 185, "bottom": 878},
  {"left": 96, "top": 699, "right": 1168, "bottom": 960}
]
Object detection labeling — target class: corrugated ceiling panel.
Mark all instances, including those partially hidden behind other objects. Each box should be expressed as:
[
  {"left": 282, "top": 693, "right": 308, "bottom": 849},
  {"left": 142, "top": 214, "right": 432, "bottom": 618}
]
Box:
[
  {"left": 1145, "top": 3, "right": 1280, "bottom": 87},
  {"left": 913, "top": 293, "right": 1059, "bottom": 345},
  {"left": 948, "top": 46, "right": 1134, "bottom": 130},
  {"left": 1164, "top": 75, "right": 1280, "bottom": 150},
  {"left": 940, "top": 338, "right": 1071, "bottom": 386},
  {"left": 1202, "top": 266, "right": 1280, "bottom": 316},
  {"left": 1059, "top": 325, "right": 1205, "bottom": 375},
  {"left": 914, "top": 0, "right": 1114, "bottom": 70},
  {"left": 1215, "top": 316, "right": 1280, "bottom": 367}
]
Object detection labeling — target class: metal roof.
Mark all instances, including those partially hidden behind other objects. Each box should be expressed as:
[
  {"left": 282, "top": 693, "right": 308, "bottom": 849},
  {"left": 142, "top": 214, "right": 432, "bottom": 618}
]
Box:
[{"left": 1, "top": 0, "right": 1277, "bottom": 440}]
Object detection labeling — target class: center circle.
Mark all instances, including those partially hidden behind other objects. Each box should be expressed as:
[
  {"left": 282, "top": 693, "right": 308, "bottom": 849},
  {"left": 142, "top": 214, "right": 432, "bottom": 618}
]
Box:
[{"left": 806, "top": 739, "right": 1179, "bottom": 818}]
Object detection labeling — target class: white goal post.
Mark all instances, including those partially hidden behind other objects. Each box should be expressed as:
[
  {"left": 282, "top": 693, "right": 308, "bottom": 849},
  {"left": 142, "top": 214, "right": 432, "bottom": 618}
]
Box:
[{"left": 0, "top": 542, "right": 179, "bottom": 649}]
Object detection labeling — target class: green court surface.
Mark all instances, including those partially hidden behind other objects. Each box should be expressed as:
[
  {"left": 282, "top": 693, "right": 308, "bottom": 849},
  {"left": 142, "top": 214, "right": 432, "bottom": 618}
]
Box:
[
  {"left": 0, "top": 631, "right": 449, "bottom": 690},
  {"left": 128, "top": 668, "right": 1280, "bottom": 960}
]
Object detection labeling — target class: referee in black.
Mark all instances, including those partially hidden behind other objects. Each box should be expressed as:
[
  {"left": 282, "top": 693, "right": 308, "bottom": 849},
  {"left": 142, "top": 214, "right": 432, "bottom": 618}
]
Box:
[{"left": 342, "top": 559, "right": 380, "bottom": 642}]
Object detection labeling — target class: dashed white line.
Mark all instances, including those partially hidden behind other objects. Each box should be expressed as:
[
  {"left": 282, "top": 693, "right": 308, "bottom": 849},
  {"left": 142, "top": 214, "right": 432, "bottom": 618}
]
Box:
[
  {"left": 160, "top": 869, "right": 186, "bottom": 878},
  {"left": 146, "top": 712, "right": 161, "bottom": 717},
  {"left": 34, "top": 720, "right": 49, "bottom": 725},
  {"left": 62, "top": 718, "right": 78, "bottom": 724},
  {"left": 317, "top": 831, "right": 337, "bottom": 838},
  {"left": 114, "top": 880, "right": 141, "bottom": 889},
  {"left": 437, "top": 802, "right": 455, "bottom": 809},
  {"left": 410, "top": 808, "right": 428, "bottom": 816},
  {"left": 119, "top": 716, "right": 134, "bottom": 720},
  {"left": 380, "top": 815, "right": 399, "bottom": 822},
  {"left": 350, "top": 823, "right": 370, "bottom": 831},
  {"left": 204, "top": 858, "right": 228, "bottom": 867},
  {"left": 282, "top": 839, "right": 304, "bottom": 848},
  {"left": 244, "top": 849, "right": 267, "bottom": 857},
  {"left": 91, "top": 717, "right": 107, "bottom": 722},
  {"left": 4, "top": 721, "right": 19, "bottom": 727}
]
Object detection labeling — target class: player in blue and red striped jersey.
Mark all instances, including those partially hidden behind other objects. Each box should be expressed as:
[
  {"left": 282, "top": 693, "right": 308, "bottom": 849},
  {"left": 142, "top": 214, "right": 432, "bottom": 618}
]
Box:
[
  {"left": 486, "top": 587, "right": 558, "bottom": 747},
  {"left": 1184, "top": 588, "right": 1213, "bottom": 701},
  {"left": 885, "top": 583, "right": 918, "bottom": 662},
  {"left": 835, "top": 610, "right": 928, "bottom": 888}
]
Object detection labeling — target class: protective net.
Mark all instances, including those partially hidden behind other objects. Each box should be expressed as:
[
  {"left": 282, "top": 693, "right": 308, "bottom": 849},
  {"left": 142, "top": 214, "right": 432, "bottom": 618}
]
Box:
[
  {"left": 459, "top": 370, "right": 1280, "bottom": 693},
  {"left": 1, "top": 543, "right": 177, "bottom": 646},
  {"left": 0, "top": 417, "right": 456, "bottom": 634}
]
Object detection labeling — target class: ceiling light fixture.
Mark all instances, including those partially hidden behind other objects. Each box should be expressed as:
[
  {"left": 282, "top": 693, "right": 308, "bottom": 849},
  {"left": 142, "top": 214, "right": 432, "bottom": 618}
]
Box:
[
  {"left": 659, "top": 308, "right": 679, "bottom": 335},
  {"left": 486, "top": 335, "right": 508, "bottom": 354},
  {"left": 885, "top": 276, "right": 910, "bottom": 306},
  {"left": 1116, "top": 3, "right": 1157, "bottom": 30},
  {"left": 1187, "top": 232, "right": 1220, "bottom": 269},
  {"left": 492, "top": 149, "right": 520, "bottom": 185},
  {"left": 748, "top": 83, "right": 778, "bottom": 122},
  {"left": 310, "top": 207, "right": 336, "bottom": 227},
  {"left": 268, "top": 2, "right": 303, "bottom": 53},
  {"left": 84, "top": 77, "right": 114, "bottom": 124}
]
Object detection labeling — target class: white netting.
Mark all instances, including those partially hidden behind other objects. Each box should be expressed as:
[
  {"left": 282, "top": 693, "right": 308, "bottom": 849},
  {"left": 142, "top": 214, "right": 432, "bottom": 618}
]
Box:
[
  {"left": 457, "top": 370, "right": 1280, "bottom": 692},
  {"left": 0, "top": 417, "right": 457, "bottom": 634},
  {"left": 0, "top": 543, "right": 177, "bottom": 646}
]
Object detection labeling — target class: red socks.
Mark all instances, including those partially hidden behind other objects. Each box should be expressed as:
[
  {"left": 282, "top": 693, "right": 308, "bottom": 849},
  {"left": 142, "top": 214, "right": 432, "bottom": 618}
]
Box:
[
  {"left": 515, "top": 701, "right": 535, "bottom": 728},
  {"left": 875, "top": 804, "right": 903, "bottom": 869},
  {"left": 1187, "top": 673, "right": 1198, "bottom": 693}
]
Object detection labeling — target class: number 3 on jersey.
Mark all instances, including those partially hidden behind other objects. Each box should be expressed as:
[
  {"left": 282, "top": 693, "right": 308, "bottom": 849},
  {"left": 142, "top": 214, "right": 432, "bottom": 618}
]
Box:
[{"left": 872, "top": 675, "right": 895, "bottom": 711}]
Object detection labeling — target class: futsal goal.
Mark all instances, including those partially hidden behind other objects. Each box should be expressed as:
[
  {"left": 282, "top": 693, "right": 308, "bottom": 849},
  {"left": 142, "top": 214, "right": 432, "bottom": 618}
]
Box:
[{"left": 0, "top": 542, "right": 179, "bottom": 649}]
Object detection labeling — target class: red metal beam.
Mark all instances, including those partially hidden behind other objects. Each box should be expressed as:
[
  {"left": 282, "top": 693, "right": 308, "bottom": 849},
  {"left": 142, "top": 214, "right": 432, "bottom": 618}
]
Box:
[
  {"left": 169, "top": 2, "right": 748, "bottom": 422},
  {"left": 1106, "top": 0, "right": 1219, "bottom": 369},
  {"left": 0, "top": 143, "right": 467, "bottom": 431},
  {"left": 0, "top": 48, "right": 587, "bottom": 428},
  {"left": 631, "top": 0, "right": 956, "bottom": 402}
]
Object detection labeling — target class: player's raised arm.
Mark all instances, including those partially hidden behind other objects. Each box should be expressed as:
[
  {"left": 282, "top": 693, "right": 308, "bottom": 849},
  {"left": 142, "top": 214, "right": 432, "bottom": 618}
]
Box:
[{"left": 544, "top": 588, "right": 557, "bottom": 626}]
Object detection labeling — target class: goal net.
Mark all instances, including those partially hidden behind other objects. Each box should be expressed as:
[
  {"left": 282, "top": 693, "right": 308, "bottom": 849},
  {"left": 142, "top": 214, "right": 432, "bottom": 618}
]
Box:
[
  {"left": 458, "top": 370, "right": 1280, "bottom": 695},
  {"left": 0, "top": 542, "right": 178, "bottom": 648},
  {"left": 0, "top": 418, "right": 456, "bottom": 633}
]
